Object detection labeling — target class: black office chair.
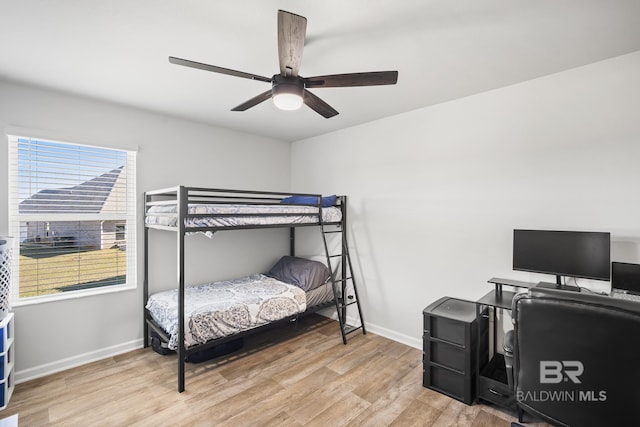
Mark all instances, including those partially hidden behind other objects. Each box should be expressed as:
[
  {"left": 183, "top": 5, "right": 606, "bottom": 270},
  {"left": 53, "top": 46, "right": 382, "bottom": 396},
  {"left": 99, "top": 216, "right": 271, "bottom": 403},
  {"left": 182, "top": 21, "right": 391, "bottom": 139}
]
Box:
[{"left": 503, "top": 287, "right": 640, "bottom": 426}]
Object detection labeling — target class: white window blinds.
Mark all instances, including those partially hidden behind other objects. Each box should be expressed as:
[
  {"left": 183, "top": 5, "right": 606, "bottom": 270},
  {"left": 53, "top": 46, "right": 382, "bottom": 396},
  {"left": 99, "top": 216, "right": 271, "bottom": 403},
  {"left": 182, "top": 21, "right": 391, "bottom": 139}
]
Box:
[{"left": 7, "top": 135, "right": 137, "bottom": 301}]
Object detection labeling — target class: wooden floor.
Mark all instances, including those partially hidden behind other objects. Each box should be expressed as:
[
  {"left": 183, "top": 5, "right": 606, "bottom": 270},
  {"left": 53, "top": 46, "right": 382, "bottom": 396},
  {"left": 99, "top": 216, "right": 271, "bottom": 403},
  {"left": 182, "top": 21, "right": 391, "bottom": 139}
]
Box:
[{"left": 3, "top": 315, "right": 545, "bottom": 426}]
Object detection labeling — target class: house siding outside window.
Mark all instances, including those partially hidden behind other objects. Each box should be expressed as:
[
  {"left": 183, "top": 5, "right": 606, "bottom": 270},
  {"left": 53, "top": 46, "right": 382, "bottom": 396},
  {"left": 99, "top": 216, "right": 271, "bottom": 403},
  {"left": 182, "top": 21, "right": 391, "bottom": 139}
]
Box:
[{"left": 7, "top": 135, "right": 137, "bottom": 303}]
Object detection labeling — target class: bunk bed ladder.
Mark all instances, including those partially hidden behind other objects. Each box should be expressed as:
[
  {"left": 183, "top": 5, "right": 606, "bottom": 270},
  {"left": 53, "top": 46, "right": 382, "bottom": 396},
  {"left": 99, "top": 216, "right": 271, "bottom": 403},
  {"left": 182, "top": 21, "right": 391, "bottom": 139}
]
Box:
[{"left": 321, "top": 209, "right": 365, "bottom": 344}]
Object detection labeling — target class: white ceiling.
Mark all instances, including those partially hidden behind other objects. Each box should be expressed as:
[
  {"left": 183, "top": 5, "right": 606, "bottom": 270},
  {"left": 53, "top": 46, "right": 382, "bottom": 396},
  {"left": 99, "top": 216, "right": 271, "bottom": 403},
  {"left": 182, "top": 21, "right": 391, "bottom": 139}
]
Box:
[{"left": 2, "top": 0, "right": 639, "bottom": 142}]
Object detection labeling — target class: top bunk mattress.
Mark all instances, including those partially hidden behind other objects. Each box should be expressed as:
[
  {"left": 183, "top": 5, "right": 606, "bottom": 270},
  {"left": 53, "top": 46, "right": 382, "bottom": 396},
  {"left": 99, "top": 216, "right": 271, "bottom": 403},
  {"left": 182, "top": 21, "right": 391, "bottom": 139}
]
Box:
[{"left": 145, "top": 203, "right": 342, "bottom": 229}]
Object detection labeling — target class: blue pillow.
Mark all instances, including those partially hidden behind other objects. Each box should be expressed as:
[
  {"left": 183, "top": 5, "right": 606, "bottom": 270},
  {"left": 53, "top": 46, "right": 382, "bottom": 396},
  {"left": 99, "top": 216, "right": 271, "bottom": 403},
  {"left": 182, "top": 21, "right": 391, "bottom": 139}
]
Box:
[{"left": 281, "top": 194, "right": 337, "bottom": 207}]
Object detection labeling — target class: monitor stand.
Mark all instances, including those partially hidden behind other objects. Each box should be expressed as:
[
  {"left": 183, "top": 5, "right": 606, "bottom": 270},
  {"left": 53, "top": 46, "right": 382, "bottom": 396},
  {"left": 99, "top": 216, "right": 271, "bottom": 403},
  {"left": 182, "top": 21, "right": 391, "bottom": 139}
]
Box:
[{"left": 537, "top": 275, "right": 581, "bottom": 292}]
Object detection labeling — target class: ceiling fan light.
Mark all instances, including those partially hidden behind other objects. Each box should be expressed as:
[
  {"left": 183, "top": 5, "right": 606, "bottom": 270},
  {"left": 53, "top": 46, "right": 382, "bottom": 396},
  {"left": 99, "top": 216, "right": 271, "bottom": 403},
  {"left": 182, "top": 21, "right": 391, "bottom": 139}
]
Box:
[
  {"left": 273, "top": 92, "right": 303, "bottom": 110},
  {"left": 272, "top": 76, "right": 304, "bottom": 111}
]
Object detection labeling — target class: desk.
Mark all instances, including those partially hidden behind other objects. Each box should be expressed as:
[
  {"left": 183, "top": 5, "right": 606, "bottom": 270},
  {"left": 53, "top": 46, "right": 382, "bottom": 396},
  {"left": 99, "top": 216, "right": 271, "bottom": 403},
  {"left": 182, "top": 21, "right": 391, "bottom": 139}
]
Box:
[
  {"left": 475, "top": 278, "right": 534, "bottom": 409},
  {"left": 487, "top": 277, "right": 535, "bottom": 298}
]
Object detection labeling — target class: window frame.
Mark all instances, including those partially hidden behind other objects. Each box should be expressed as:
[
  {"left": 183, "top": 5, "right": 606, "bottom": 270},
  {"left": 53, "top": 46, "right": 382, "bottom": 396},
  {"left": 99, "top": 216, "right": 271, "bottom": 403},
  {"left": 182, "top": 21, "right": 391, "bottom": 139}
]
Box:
[{"left": 7, "top": 134, "right": 137, "bottom": 306}]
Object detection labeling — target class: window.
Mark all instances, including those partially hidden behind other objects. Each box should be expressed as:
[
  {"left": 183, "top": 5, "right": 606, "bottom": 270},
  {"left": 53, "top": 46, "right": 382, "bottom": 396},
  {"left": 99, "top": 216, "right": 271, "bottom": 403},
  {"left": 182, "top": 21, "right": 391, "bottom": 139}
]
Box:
[
  {"left": 115, "top": 224, "right": 126, "bottom": 242},
  {"left": 7, "top": 135, "right": 137, "bottom": 302}
]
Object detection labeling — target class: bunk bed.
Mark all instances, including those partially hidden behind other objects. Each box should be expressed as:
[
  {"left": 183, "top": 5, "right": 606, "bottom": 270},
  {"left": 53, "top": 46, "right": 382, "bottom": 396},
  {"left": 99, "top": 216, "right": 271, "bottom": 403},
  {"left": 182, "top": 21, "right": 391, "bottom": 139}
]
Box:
[{"left": 143, "top": 186, "right": 364, "bottom": 392}]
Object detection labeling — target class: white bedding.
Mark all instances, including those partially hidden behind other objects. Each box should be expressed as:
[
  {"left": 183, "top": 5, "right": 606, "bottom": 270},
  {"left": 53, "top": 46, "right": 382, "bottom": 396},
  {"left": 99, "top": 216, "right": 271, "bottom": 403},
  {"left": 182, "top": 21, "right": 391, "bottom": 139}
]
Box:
[
  {"left": 146, "top": 274, "right": 307, "bottom": 350},
  {"left": 145, "top": 203, "right": 342, "bottom": 229}
]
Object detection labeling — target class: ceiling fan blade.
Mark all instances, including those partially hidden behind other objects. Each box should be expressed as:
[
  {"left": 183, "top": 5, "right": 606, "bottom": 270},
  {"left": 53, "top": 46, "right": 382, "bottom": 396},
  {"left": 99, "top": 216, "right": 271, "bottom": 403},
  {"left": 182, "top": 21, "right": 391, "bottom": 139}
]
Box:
[
  {"left": 277, "top": 10, "right": 307, "bottom": 77},
  {"left": 169, "top": 56, "right": 272, "bottom": 83},
  {"left": 231, "top": 90, "right": 273, "bottom": 111},
  {"left": 304, "top": 71, "right": 398, "bottom": 88},
  {"left": 303, "top": 90, "right": 338, "bottom": 118}
]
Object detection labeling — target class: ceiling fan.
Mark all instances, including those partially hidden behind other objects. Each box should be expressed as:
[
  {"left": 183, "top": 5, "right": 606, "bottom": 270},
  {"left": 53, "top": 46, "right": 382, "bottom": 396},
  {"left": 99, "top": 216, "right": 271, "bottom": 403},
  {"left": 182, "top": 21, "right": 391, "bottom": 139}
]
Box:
[{"left": 169, "top": 10, "right": 398, "bottom": 118}]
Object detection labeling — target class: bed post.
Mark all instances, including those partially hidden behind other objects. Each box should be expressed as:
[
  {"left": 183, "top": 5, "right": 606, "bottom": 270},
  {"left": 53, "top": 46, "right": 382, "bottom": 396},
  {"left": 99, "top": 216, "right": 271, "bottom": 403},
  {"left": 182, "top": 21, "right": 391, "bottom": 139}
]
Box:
[
  {"left": 290, "top": 227, "right": 295, "bottom": 256},
  {"left": 143, "top": 192, "right": 149, "bottom": 348},
  {"left": 177, "top": 186, "right": 187, "bottom": 393}
]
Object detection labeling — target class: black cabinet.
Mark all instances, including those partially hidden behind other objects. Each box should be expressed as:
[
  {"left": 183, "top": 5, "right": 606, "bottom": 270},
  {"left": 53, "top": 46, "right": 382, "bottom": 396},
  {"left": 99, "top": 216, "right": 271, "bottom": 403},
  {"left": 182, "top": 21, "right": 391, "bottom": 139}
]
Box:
[{"left": 423, "top": 297, "right": 487, "bottom": 405}]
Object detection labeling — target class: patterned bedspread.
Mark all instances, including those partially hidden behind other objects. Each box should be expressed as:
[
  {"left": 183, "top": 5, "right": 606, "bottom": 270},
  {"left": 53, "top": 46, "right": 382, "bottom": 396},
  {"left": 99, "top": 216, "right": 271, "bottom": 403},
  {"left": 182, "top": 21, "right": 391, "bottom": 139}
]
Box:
[
  {"left": 145, "top": 203, "right": 342, "bottom": 229},
  {"left": 146, "top": 274, "right": 307, "bottom": 350}
]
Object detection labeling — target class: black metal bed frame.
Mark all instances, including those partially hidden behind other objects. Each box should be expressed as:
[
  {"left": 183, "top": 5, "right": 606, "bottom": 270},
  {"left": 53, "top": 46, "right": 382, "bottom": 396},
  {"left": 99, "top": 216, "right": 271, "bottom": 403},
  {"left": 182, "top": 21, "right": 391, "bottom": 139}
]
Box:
[{"left": 143, "top": 186, "right": 361, "bottom": 392}]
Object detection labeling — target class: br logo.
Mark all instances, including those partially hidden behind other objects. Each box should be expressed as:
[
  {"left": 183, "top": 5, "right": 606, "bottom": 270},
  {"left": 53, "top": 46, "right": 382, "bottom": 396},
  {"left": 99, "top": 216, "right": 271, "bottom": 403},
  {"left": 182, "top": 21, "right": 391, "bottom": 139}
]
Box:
[{"left": 540, "top": 361, "right": 584, "bottom": 384}]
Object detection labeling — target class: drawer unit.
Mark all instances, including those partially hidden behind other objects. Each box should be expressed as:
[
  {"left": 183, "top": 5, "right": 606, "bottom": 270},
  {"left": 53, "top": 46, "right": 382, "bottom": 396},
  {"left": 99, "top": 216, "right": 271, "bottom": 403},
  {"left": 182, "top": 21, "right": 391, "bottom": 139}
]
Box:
[
  {"left": 422, "top": 297, "right": 487, "bottom": 405},
  {"left": 0, "top": 312, "right": 13, "bottom": 354},
  {"left": 0, "top": 370, "right": 13, "bottom": 410},
  {"left": 0, "top": 313, "right": 14, "bottom": 410},
  {"left": 0, "top": 345, "right": 13, "bottom": 379}
]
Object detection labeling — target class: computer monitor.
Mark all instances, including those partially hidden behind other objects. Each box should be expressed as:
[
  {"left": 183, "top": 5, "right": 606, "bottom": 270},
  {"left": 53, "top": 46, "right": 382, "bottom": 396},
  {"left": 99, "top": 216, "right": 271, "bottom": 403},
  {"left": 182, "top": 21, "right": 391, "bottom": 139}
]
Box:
[
  {"left": 611, "top": 262, "right": 640, "bottom": 295},
  {"left": 513, "top": 229, "right": 611, "bottom": 285}
]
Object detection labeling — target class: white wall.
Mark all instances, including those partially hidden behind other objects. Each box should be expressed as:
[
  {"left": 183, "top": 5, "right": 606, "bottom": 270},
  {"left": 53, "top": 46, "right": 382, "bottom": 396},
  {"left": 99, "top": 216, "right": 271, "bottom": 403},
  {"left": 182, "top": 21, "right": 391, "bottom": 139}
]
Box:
[
  {"left": 0, "top": 80, "right": 291, "bottom": 380},
  {"left": 291, "top": 51, "right": 640, "bottom": 348}
]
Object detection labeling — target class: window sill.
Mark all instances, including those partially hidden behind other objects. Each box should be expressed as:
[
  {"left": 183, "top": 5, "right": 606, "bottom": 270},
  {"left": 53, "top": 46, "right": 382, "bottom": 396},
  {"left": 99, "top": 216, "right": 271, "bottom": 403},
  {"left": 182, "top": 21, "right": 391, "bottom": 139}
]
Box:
[{"left": 11, "top": 282, "right": 137, "bottom": 307}]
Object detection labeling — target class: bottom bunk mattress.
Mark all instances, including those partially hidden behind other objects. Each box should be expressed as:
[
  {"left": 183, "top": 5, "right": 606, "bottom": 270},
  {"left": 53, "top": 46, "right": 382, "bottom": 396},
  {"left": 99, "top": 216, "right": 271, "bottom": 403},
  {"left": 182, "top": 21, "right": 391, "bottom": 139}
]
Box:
[{"left": 146, "top": 274, "right": 307, "bottom": 350}]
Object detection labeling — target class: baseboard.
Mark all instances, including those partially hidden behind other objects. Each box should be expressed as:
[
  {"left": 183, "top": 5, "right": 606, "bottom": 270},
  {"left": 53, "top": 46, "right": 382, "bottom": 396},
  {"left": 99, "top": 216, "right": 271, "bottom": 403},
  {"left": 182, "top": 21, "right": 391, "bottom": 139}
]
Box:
[
  {"left": 15, "top": 339, "right": 144, "bottom": 384},
  {"left": 317, "top": 308, "right": 421, "bottom": 350},
  {"left": 365, "top": 323, "right": 421, "bottom": 350}
]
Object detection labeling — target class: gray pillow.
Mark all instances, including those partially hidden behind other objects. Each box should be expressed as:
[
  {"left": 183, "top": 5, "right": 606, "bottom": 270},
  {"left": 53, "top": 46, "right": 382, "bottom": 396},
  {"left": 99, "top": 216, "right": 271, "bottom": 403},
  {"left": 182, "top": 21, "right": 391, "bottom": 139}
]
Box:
[{"left": 267, "top": 256, "right": 330, "bottom": 292}]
